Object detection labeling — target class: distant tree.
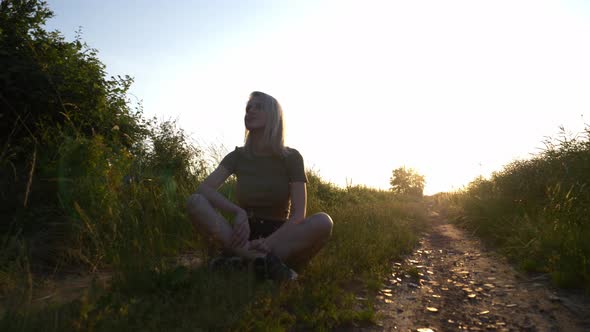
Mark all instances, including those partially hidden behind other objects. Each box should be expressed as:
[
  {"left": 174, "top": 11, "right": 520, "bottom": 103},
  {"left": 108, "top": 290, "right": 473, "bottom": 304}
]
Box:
[{"left": 389, "top": 166, "right": 425, "bottom": 198}]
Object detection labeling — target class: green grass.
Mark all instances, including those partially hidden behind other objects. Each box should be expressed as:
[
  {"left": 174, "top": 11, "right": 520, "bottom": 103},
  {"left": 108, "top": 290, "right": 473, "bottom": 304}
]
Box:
[
  {"left": 1, "top": 187, "right": 427, "bottom": 331},
  {"left": 435, "top": 126, "right": 590, "bottom": 292}
]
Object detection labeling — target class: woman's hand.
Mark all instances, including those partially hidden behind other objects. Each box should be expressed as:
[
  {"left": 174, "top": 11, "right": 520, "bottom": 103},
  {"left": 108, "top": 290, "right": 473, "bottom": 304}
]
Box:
[
  {"left": 231, "top": 209, "right": 250, "bottom": 249},
  {"left": 248, "top": 238, "right": 270, "bottom": 253}
]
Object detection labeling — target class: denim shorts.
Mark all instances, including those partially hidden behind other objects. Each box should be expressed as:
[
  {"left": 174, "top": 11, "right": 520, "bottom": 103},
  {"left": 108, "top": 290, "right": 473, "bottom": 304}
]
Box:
[{"left": 248, "top": 216, "right": 285, "bottom": 240}]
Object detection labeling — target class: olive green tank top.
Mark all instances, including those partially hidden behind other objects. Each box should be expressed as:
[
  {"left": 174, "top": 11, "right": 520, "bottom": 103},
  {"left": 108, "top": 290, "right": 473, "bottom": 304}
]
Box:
[{"left": 220, "top": 147, "right": 308, "bottom": 220}]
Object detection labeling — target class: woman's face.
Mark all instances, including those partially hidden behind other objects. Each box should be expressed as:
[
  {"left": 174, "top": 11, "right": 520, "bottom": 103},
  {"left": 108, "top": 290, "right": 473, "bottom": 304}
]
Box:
[{"left": 244, "top": 97, "right": 267, "bottom": 131}]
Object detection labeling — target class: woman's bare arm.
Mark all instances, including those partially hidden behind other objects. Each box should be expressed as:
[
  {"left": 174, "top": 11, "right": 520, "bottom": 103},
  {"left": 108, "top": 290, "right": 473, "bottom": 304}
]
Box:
[
  {"left": 196, "top": 165, "right": 243, "bottom": 214},
  {"left": 288, "top": 182, "right": 307, "bottom": 224}
]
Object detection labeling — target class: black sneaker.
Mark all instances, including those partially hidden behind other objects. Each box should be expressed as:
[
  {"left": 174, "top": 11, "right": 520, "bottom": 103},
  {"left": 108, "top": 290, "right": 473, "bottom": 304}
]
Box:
[
  {"left": 209, "top": 255, "right": 245, "bottom": 272},
  {"left": 253, "top": 253, "right": 298, "bottom": 282}
]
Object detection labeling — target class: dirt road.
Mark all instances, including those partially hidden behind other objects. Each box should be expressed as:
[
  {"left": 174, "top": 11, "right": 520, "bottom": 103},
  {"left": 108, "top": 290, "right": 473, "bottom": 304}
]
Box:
[{"left": 366, "top": 210, "right": 590, "bottom": 332}]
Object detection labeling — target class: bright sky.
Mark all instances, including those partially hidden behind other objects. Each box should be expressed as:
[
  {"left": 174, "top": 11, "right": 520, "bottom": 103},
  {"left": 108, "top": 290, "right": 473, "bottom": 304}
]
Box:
[{"left": 44, "top": 0, "right": 590, "bottom": 195}]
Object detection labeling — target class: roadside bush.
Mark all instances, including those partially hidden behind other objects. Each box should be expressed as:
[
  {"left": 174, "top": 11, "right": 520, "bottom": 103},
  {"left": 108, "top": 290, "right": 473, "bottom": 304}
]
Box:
[
  {"left": 450, "top": 126, "right": 590, "bottom": 291},
  {"left": 0, "top": 0, "right": 206, "bottom": 282}
]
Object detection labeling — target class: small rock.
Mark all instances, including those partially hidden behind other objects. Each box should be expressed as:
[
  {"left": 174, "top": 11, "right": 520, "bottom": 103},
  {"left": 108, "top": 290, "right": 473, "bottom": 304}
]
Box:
[
  {"left": 530, "top": 274, "right": 550, "bottom": 281},
  {"left": 426, "top": 307, "right": 439, "bottom": 313}
]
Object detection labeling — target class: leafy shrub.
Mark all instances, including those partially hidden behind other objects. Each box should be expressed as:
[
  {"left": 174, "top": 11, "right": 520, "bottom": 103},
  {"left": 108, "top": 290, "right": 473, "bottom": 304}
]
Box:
[{"left": 0, "top": 1, "right": 206, "bottom": 276}]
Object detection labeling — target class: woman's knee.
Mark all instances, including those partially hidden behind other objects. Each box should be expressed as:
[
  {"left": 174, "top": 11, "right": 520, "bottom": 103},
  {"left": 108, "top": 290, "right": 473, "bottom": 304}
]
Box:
[
  {"left": 186, "top": 193, "right": 207, "bottom": 216},
  {"left": 312, "top": 212, "right": 333, "bottom": 237}
]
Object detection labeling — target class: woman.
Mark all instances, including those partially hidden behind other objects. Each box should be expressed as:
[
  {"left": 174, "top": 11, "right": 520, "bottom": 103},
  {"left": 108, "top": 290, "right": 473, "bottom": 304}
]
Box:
[{"left": 186, "top": 91, "right": 333, "bottom": 281}]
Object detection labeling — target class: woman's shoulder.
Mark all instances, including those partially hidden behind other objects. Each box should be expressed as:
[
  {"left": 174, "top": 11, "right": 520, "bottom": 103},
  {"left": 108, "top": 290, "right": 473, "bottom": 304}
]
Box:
[
  {"left": 221, "top": 146, "right": 245, "bottom": 162},
  {"left": 227, "top": 146, "right": 302, "bottom": 160},
  {"left": 284, "top": 147, "right": 304, "bottom": 160},
  {"left": 226, "top": 146, "right": 246, "bottom": 155}
]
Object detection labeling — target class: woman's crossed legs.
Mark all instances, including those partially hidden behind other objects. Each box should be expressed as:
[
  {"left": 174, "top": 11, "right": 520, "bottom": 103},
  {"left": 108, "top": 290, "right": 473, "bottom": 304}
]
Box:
[{"left": 186, "top": 193, "right": 333, "bottom": 269}]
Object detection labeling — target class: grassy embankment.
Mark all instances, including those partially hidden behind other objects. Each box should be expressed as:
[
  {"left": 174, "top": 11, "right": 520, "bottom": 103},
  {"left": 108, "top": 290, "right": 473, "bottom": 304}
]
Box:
[
  {"left": 1, "top": 165, "right": 427, "bottom": 331},
  {"left": 435, "top": 127, "right": 590, "bottom": 292},
  {"left": 0, "top": 1, "right": 428, "bottom": 329}
]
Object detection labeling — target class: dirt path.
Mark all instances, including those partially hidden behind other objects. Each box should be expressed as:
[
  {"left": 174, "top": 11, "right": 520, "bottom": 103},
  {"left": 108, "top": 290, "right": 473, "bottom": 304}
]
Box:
[{"left": 366, "top": 210, "right": 590, "bottom": 332}]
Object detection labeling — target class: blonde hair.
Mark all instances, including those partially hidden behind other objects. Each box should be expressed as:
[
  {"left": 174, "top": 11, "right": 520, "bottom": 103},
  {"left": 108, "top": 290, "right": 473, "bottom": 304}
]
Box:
[{"left": 244, "top": 91, "right": 287, "bottom": 157}]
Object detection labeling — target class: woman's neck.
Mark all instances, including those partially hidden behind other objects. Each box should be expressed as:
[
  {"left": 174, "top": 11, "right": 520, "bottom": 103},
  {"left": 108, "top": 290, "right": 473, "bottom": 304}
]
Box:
[{"left": 249, "top": 130, "right": 272, "bottom": 156}]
